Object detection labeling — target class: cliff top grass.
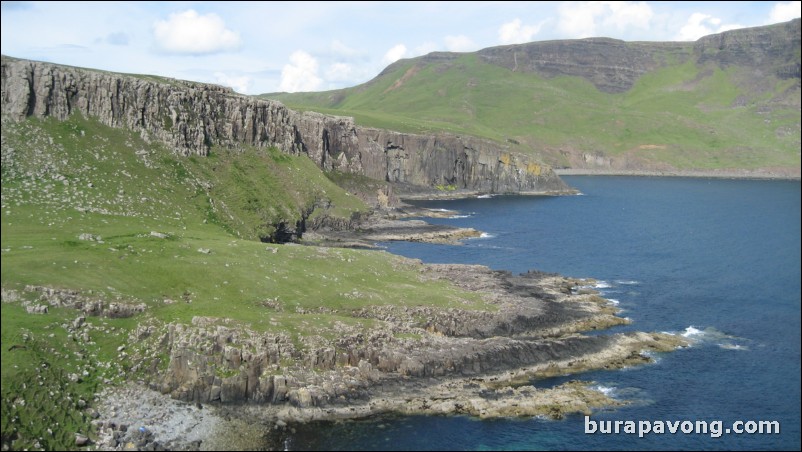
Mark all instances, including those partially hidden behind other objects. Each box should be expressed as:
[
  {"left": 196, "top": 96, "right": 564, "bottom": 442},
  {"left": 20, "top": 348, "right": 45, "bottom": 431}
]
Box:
[{"left": 0, "top": 115, "right": 488, "bottom": 450}]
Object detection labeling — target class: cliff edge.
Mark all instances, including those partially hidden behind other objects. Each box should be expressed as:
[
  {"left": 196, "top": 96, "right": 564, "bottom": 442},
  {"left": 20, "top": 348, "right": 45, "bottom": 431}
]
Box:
[{"left": 1, "top": 55, "right": 571, "bottom": 197}]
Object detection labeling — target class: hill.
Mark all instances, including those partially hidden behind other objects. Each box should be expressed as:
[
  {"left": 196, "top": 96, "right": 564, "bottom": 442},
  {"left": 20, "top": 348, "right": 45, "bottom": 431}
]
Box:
[{"left": 265, "top": 19, "right": 801, "bottom": 177}]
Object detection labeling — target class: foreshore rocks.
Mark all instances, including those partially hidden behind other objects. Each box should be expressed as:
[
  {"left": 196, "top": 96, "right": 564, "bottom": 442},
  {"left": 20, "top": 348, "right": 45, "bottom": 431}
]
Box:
[
  {"left": 86, "top": 262, "right": 687, "bottom": 450},
  {"left": 4, "top": 260, "right": 689, "bottom": 449},
  {"left": 120, "top": 263, "right": 685, "bottom": 418}
]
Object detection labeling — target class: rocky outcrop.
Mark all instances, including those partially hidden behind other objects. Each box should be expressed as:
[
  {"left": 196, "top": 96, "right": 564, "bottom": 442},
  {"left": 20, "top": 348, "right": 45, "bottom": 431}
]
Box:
[
  {"left": 0, "top": 55, "right": 570, "bottom": 195},
  {"left": 382, "top": 19, "right": 801, "bottom": 95},
  {"left": 121, "top": 264, "right": 684, "bottom": 409},
  {"left": 695, "top": 18, "right": 801, "bottom": 80},
  {"left": 16, "top": 285, "right": 146, "bottom": 318},
  {"left": 477, "top": 39, "right": 690, "bottom": 93}
]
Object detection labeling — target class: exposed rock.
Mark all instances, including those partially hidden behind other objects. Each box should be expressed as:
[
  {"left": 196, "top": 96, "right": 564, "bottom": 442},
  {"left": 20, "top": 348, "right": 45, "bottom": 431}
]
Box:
[
  {"left": 124, "top": 264, "right": 686, "bottom": 411},
  {"left": 25, "top": 304, "right": 48, "bottom": 314},
  {"left": 74, "top": 433, "right": 89, "bottom": 447},
  {"left": 394, "top": 19, "right": 800, "bottom": 95},
  {"left": 0, "top": 55, "right": 571, "bottom": 196},
  {"left": 11, "top": 285, "right": 145, "bottom": 318},
  {"left": 476, "top": 38, "right": 688, "bottom": 93},
  {"left": 695, "top": 19, "right": 801, "bottom": 80}
]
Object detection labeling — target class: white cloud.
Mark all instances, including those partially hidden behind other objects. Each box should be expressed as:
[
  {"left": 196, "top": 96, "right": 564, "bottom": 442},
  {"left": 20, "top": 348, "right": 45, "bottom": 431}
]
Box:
[
  {"left": 279, "top": 50, "right": 322, "bottom": 92},
  {"left": 676, "top": 12, "right": 744, "bottom": 41},
  {"left": 153, "top": 10, "right": 241, "bottom": 55},
  {"left": 602, "top": 1, "right": 653, "bottom": 30},
  {"left": 213, "top": 72, "right": 251, "bottom": 94},
  {"left": 557, "top": 1, "right": 653, "bottom": 38},
  {"left": 444, "top": 35, "right": 475, "bottom": 52},
  {"left": 769, "top": 1, "right": 801, "bottom": 23},
  {"left": 557, "top": 2, "right": 601, "bottom": 38},
  {"left": 326, "top": 62, "right": 353, "bottom": 82},
  {"left": 498, "top": 18, "right": 542, "bottom": 44},
  {"left": 382, "top": 44, "right": 407, "bottom": 64}
]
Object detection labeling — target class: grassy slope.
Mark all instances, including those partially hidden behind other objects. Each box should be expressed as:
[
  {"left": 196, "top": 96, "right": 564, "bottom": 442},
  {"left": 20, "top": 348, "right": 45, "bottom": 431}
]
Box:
[
  {"left": 266, "top": 52, "right": 800, "bottom": 171},
  {"left": 0, "top": 115, "right": 487, "bottom": 450}
]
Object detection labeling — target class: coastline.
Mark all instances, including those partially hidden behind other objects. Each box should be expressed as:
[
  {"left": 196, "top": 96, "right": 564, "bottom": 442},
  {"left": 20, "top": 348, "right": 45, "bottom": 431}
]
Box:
[
  {"left": 93, "top": 263, "right": 688, "bottom": 450},
  {"left": 554, "top": 168, "right": 801, "bottom": 180}
]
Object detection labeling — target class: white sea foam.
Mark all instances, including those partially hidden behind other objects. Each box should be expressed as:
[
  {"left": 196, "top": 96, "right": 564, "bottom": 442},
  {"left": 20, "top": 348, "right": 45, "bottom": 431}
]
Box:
[
  {"left": 429, "top": 208, "right": 452, "bottom": 212},
  {"left": 479, "top": 232, "right": 495, "bottom": 238},
  {"left": 719, "top": 343, "right": 748, "bottom": 351},
  {"left": 681, "top": 326, "right": 703, "bottom": 337},
  {"left": 615, "top": 280, "right": 640, "bottom": 285},
  {"left": 676, "top": 326, "right": 749, "bottom": 351},
  {"left": 594, "top": 281, "right": 612, "bottom": 289},
  {"left": 477, "top": 194, "right": 494, "bottom": 199},
  {"left": 449, "top": 215, "right": 472, "bottom": 219},
  {"left": 606, "top": 299, "right": 620, "bottom": 306},
  {"left": 590, "top": 385, "right": 616, "bottom": 397}
]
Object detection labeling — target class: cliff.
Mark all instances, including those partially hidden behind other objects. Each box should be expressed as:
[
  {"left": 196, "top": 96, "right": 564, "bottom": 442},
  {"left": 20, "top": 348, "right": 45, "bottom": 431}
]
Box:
[
  {"left": 476, "top": 38, "right": 690, "bottom": 94},
  {"left": 0, "top": 55, "right": 570, "bottom": 195},
  {"left": 695, "top": 19, "right": 801, "bottom": 80},
  {"left": 423, "top": 18, "right": 801, "bottom": 94},
  {"left": 272, "top": 20, "right": 800, "bottom": 176}
]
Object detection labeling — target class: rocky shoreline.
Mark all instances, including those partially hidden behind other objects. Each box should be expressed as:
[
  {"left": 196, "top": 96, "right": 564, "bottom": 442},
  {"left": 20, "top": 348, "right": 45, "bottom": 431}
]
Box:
[{"left": 90, "top": 260, "right": 687, "bottom": 450}]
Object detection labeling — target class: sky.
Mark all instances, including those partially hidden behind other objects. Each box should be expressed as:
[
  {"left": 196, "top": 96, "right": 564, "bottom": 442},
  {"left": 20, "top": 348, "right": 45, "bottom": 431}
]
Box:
[{"left": 1, "top": 1, "right": 800, "bottom": 95}]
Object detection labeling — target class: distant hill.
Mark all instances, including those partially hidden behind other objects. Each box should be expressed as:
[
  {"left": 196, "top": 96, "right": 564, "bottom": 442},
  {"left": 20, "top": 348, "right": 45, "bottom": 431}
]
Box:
[{"left": 264, "top": 19, "right": 801, "bottom": 177}]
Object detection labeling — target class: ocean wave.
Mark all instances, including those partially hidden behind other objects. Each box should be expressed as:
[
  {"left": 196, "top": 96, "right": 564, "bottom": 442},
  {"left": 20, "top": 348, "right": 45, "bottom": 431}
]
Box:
[
  {"left": 477, "top": 194, "right": 494, "bottom": 199},
  {"left": 606, "top": 299, "right": 620, "bottom": 306},
  {"left": 615, "top": 280, "right": 640, "bottom": 285},
  {"left": 590, "top": 385, "right": 617, "bottom": 397},
  {"left": 449, "top": 214, "right": 472, "bottom": 219},
  {"left": 681, "top": 326, "right": 703, "bottom": 338},
  {"left": 674, "top": 325, "right": 749, "bottom": 350},
  {"left": 718, "top": 343, "right": 749, "bottom": 351},
  {"left": 468, "top": 232, "right": 495, "bottom": 239}
]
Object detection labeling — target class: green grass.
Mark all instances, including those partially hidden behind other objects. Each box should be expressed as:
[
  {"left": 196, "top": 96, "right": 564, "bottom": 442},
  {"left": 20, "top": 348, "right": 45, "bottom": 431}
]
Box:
[
  {"left": 265, "top": 52, "right": 800, "bottom": 171},
  {"left": 1, "top": 302, "right": 135, "bottom": 450},
  {"left": 0, "top": 115, "right": 489, "bottom": 450}
]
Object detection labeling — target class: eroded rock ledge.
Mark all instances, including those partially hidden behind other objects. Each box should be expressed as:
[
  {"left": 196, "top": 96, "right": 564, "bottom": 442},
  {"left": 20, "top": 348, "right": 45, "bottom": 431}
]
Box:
[
  {"left": 5, "top": 258, "right": 686, "bottom": 450},
  {"left": 98, "top": 264, "right": 684, "bottom": 441}
]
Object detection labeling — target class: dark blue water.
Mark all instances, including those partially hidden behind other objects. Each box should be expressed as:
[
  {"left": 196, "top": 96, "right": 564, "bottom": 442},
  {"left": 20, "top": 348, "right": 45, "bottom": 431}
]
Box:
[{"left": 290, "top": 177, "right": 801, "bottom": 451}]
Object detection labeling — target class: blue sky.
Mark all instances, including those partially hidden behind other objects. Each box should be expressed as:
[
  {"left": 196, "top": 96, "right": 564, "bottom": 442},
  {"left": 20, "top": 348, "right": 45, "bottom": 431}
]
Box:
[{"left": 1, "top": 1, "right": 799, "bottom": 94}]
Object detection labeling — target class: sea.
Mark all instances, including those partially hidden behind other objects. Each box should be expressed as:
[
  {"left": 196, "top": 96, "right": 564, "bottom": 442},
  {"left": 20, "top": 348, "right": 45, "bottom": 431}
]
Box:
[{"left": 287, "top": 176, "right": 801, "bottom": 451}]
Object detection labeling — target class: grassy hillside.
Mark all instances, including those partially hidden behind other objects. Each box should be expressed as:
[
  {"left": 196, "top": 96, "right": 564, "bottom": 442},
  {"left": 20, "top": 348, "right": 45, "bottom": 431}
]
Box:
[
  {"left": 0, "top": 116, "right": 487, "bottom": 450},
  {"left": 266, "top": 45, "right": 800, "bottom": 173}
]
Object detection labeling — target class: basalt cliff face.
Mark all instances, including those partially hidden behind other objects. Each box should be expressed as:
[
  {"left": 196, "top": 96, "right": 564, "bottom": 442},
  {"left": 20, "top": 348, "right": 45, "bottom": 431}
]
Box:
[
  {"left": 0, "top": 56, "right": 569, "bottom": 195},
  {"left": 469, "top": 18, "right": 800, "bottom": 94}
]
